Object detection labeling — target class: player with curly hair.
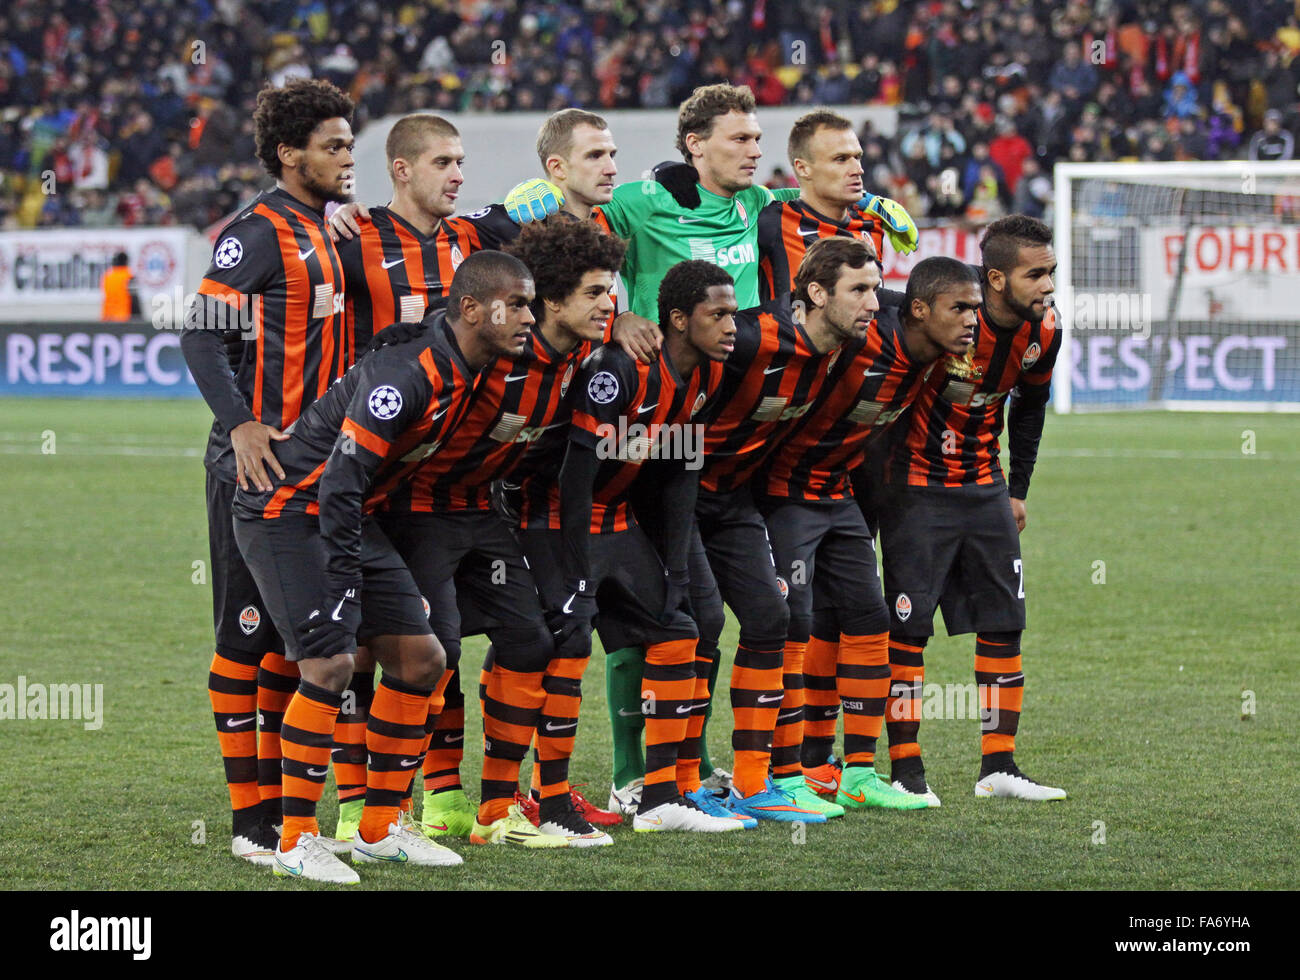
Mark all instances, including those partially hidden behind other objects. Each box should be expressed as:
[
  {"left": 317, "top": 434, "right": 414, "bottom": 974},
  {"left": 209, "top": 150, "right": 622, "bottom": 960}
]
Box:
[{"left": 181, "top": 77, "right": 355, "bottom": 866}]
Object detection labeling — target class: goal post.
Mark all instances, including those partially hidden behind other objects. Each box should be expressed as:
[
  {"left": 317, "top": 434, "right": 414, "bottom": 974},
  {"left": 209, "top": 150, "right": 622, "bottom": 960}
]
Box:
[{"left": 1052, "top": 161, "right": 1300, "bottom": 413}]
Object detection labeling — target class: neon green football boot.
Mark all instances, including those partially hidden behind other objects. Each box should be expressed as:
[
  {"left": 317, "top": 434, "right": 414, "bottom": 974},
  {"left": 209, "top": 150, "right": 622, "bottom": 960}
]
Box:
[
  {"left": 836, "top": 766, "right": 930, "bottom": 810},
  {"left": 773, "top": 774, "right": 845, "bottom": 818},
  {"left": 420, "top": 787, "right": 476, "bottom": 837}
]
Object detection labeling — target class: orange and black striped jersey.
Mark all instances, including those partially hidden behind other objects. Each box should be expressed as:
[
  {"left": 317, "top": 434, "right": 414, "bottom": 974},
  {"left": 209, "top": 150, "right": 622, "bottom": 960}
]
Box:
[
  {"left": 558, "top": 344, "right": 722, "bottom": 534},
  {"left": 336, "top": 204, "right": 518, "bottom": 347},
  {"left": 386, "top": 329, "right": 591, "bottom": 515},
  {"left": 186, "top": 188, "right": 348, "bottom": 481},
  {"left": 231, "top": 314, "right": 477, "bottom": 581},
  {"left": 699, "top": 298, "right": 839, "bottom": 495},
  {"left": 757, "top": 199, "right": 884, "bottom": 302},
  {"left": 761, "top": 305, "right": 935, "bottom": 501},
  {"left": 886, "top": 304, "right": 1061, "bottom": 492}
]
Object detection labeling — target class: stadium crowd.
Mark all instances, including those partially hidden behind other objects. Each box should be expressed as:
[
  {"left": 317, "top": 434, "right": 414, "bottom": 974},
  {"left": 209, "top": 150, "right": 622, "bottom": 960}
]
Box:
[{"left": 2, "top": 0, "right": 1299, "bottom": 231}]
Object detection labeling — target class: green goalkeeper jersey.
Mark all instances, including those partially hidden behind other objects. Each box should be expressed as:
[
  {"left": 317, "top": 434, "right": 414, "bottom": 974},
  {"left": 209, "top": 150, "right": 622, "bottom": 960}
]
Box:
[{"left": 595, "top": 180, "right": 796, "bottom": 319}]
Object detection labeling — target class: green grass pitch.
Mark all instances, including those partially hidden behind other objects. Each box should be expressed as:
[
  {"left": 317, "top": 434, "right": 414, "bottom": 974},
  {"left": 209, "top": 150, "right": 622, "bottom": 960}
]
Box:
[{"left": 0, "top": 399, "right": 1295, "bottom": 890}]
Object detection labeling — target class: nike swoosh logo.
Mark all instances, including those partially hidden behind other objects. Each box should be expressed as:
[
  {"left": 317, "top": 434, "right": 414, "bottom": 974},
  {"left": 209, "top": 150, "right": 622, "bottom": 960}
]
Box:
[
  {"left": 995, "top": 674, "right": 1024, "bottom": 684},
  {"left": 978, "top": 782, "right": 994, "bottom": 793},
  {"left": 277, "top": 859, "right": 304, "bottom": 876},
  {"left": 763, "top": 365, "right": 783, "bottom": 375},
  {"left": 842, "top": 790, "right": 867, "bottom": 803},
  {"left": 677, "top": 216, "right": 705, "bottom": 224},
  {"left": 380, "top": 257, "right": 405, "bottom": 269},
  {"left": 756, "top": 693, "right": 783, "bottom": 704},
  {"left": 426, "top": 821, "right": 449, "bottom": 832},
  {"left": 431, "top": 408, "right": 448, "bottom": 423},
  {"left": 777, "top": 710, "right": 802, "bottom": 721},
  {"left": 226, "top": 716, "right": 255, "bottom": 728},
  {"left": 362, "top": 847, "right": 408, "bottom": 862},
  {"left": 545, "top": 721, "right": 579, "bottom": 732},
  {"left": 504, "top": 373, "right": 531, "bottom": 383},
  {"left": 399, "top": 758, "right": 420, "bottom": 768},
  {"left": 675, "top": 705, "right": 691, "bottom": 714},
  {"left": 617, "top": 709, "right": 642, "bottom": 717},
  {"left": 636, "top": 402, "right": 658, "bottom": 414},
  {"left": 446, "top": 734, "right": 464, "bottom": 743},
  {"left": 642, "top": 816, "right": 663, "bottom": 824},
  {"left": 307, "top": 767, "right": 327, "bottom": 777},
  {"left": 562, "top": 594, "right": 576, "bottom": 615},
  {"left": 298, "top": 246, "right": 316, "bottom": 261},
  {"left": 805, "top": 776, "right": 837, "bottom": 791},
  {"left": 331, "top": 596, "right": 348, "bottom": 622},
  {"left": 863, "top": 369, "right": 889, "bottom": 378},
  {"left": 798, "top": 228, "right": 819, "bottom": 236}
]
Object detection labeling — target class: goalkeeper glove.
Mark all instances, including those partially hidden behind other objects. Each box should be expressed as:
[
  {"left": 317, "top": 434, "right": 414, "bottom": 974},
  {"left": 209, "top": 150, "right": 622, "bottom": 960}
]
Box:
[
  {"left": 652, "top": 161, "right": 701, "bottom": 209},
  {"left": 858, "top": 193, "right": 919, "bottom": 254},
  {"left": 503, "top": 178, "right": 565, "bottom": 224}
]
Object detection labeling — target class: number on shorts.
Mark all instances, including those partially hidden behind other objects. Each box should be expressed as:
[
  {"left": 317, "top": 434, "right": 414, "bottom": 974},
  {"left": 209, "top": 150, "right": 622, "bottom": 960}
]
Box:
[{"left": 1013, "top": 558, "right": 1024, "bottom": 599}]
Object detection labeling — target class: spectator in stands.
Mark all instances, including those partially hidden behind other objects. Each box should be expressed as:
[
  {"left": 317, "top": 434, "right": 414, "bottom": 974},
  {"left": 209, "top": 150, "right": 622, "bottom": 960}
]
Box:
[
  {"left": 989, "top": 117, "right": 1033, "bottom": 193},
  {"left": 1048, "top": 42, "right": 1099, "bottom": 107},
  {"left": 1163, "top": 71, "right": 1200, "bottom": 119},
  {"left": 1249, "top": 109, "right": 1296, "bottom": 161},
  {"left": 901, "top": 111, "right": 966, "bottom": 170},
  {"left": 1011, "top": 158, "right": 1052, "bottom": 220}
]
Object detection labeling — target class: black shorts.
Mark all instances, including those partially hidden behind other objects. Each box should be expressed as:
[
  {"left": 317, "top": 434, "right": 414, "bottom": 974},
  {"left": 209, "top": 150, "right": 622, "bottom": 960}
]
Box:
[
  {"left": 233, "top": 513, "right": 431, "bottom": 661},
  {"left": 695, "top": 485, "right": 787, "bottom": 650},
  {"left": 205, "top": 471, "right": 284, "bottom": 655},
  {"left": 519, "top": 525, "right": 697, "bottom": 649},
  {"left": 377, "top": 510, "right": 547, "bottom": 643},
  {"left": 758, "top": 496, "right": 887, "bottom": 641},
  {"left": 877, "top": 484, "right": 1026, "bottom": 637}
]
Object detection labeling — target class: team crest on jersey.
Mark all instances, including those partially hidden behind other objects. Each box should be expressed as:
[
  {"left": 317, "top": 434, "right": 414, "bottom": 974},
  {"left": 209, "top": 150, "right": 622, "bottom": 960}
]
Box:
[
  {"left": 421, "top": 595, "right": 430, "bottom": 618},
  {"left": 775, "top": 576, "right": 789, "bottom": 600},
  {"left": 560, "top": 361, "right": 575, "bottom": 396},
  {"left": 368, "top": 385, "right": 403, "bottom": 420},
  {"left": 215, "top": 237, "right": 243, "bottom": 269},
  {"left": 238, "top": 605, "right": 260, "bottom": 635},
  {"left": 587, "top": 371, "right": 619, "bottom": 404},
  {"left": 1021, "top": 342, "right": 1041, "bottom": 369},
  {"left": 690, "top": 392, "right": 707, "bottom": 417},
  {"left": 825, "top": 347, "right": 841, "bottom": 373},
  {"left": 736, "top": 200, "right": 748, "bottom": 227},
  {"left": 450, "top": 244, "right": 464, "bottom": 270},
  {"left": 464, "top": 207, "right": 492, "bottom": 220},
  {"left": 895, "top": 593, "right": 912, "bottom": 622}
]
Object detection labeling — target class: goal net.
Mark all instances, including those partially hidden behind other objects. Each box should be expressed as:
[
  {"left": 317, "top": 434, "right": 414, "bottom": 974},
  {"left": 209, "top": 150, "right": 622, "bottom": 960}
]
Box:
[{"left": 1052, "top": 161, "right": 1300, "bottom": 412}]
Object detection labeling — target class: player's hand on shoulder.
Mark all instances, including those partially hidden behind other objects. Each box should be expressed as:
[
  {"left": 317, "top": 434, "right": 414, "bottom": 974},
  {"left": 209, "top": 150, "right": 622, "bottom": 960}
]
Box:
[
  {"left": 360, "top": 321, "right": 426, "bottom": 359},
  {"left": 610, "top": 311, "right": 662, "bottom": 364},
  {"left": 652, "top": 161, "right": 701, "bottom": 209},
  {"left": 504, "top": 178, "right": 564, "bottom": 224},
  {"left": 230, "top": 420, "right": 289, "bottom": 492},
  {"left": 858, "top": 193, "right": 919, "bottom": 254},
  {"left": 327, "top": 201, "right": 370, "bottom": 242}
]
